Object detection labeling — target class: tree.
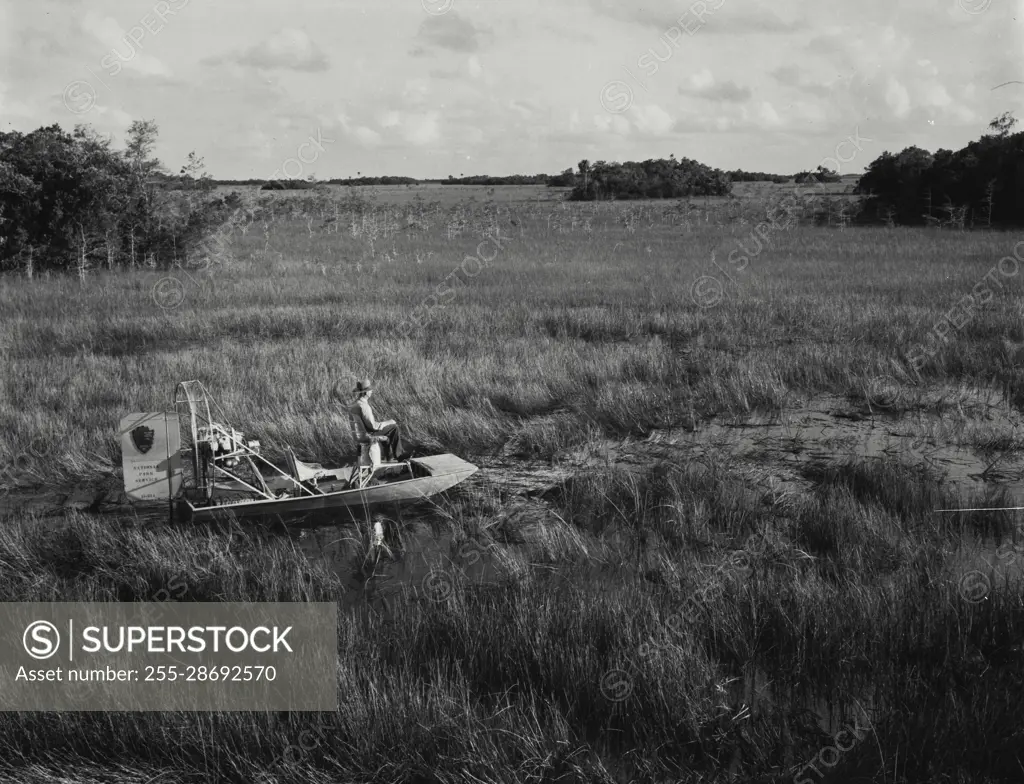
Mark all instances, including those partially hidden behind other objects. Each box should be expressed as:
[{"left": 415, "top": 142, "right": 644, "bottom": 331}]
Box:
[
  {"left": 987, "top": 112, "right": 1018, "bottom": 139},
  {"left": 0, "top": 120, "right": 235, "bottom": 272},
  {"left": 121, "top": 121, "right": 165, "bottom": 265},
  {"left": 124, "top": 119, "right": 163, "bottom": 177},
  {"left": 815, "top": 165, "right": 840, "bottom": 182},
  {"left": 0, "top": 124, "right": 133, "bottom": 272},
  {"left": 179, "top": 150, "right": 215, "bottom": 192},
  {"left": 567, "top": 157, "right": 731, "bottom": 201},
  {"left": 546, "top": 168, "right": 576, "bottom": 187},
  {"left": 854, "top": 146, "right": 935, "bottom": 225},
  {"left": 578, "top": 159, "right": 590, "bottom": 190},
  {"left": 854, "top": 127, "right": 1024, "bottom": 227},
  {"left": 794, "top": 165, "right": 840, "bottom": 184}
]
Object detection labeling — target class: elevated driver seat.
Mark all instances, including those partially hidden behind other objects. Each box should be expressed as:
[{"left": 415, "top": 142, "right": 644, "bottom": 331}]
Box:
[{"left": 348, "top": 415, "right": 411, "bottom": 489}]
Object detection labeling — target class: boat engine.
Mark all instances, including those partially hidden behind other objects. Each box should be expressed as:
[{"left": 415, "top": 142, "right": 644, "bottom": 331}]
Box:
[{"left": 197, "top": 424, "right": 260, "bottom": 468}]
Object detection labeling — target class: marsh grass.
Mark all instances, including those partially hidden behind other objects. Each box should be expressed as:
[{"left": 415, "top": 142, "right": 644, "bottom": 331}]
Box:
[
  {"left": 2, "top": 188, "right": 1023, "bottom": 781},
  {"left": 3, "top": 188, "right": 1024, "bottom": 485},
  {"left": 0, "top": 453, "right": 1021, "bottom": 781}
]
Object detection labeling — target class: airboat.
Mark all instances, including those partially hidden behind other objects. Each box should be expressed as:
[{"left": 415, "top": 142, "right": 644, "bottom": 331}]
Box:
[{"left": 119, "top": 381, "right": 478, "bottom": 523}]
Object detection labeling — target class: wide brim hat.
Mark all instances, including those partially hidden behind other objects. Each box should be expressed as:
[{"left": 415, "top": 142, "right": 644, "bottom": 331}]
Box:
[{"left": 353, "top": 378, "right": 373, "bottom": 394}]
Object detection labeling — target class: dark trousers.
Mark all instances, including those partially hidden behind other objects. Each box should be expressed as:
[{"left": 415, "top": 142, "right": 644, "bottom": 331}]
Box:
[{"left": 375, "top": 423, "right": 407, "bottom": 462}]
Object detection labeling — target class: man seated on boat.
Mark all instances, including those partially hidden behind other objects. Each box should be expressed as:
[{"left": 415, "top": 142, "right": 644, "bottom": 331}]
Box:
[{"left": 343, "top": 378, "right": 410, "bottom": 462}]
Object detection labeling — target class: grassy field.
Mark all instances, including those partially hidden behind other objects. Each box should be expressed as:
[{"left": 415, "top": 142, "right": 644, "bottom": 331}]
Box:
[
  {"left": 0, "top": 183, "right": 1022, "bottom": 782},
  {"left": 214, "top": 176, "right": 860, "bottom": 203}
]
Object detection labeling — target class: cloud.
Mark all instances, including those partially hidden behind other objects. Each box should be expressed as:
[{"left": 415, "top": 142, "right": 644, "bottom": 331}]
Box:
[
  {"left": 0, "top": 79, "right": 34, "bottom": 123},
  {"left": 360, "top": 109, "right": 442, "bottom": 147},
  {"left": 789, "top": 22, "right": 984, "bottom": 129},
  {"left": 351, "top": 126, "right": 382, "bottom": 147},
  {"left": 508, "top": 99, "right": 535, "bottom": 118},
  {"left": 454, "top": 125, "right": 485, "bottom": 146},
  {"left": 593, "top": 112, "right": 632, "bottom": 136},
  {"left": 333, "top": 111, "right": 382, "bottom": 148},
  {"left": 401, "top": 78, "right": 432, "bottom": 106},
  {"left": 20, "top": 27, "right": 70, "bottom": 61},
  {"left": 415, "top": 12, "right": 482, "bottom": 53},
  {"left": 585, "top": 0, "right": 675, "bottom": 29},
  {"left": 885, "top": 77, "right": 911, "bottom": 118},
  {"left": 701, "top": 6, "right": 804, "bottom": 34},
  {"left": 671, "top": 112, "right": 737, "bottom": 133},
  {"left": 591, "top": 103, "right": 675, "bottom": 138},
  {"left": 632, "top": 104, "right": 674, "bottom": 135},
  {"left": 922, "top": 82, "right": 952, "bottom": 110},
  {"left": 678, "top": 70, "right": 752, "bottom": 102},
  {"left": 403, "top": 112, "right": 442, "bottom": 146},
  {"left": 669, "top": 93, "right": 820, "bottom": 134},
  {"left": 587, "top": 0, "right": 803, "bottom": 34},
  {"left": 689, "top": 70, "right": 714, "bottom": 91},
  {"left": 779, "top": 100, "right": 830, "bottom": 126},
  {"left": 80, "top": 10, "right": 173, "bottom": 77},
  {"left": 429, "top": 58, "right": 486, "bottom": 81},
  {"left": 87, "top": 104, "right": 135, "bottom": 129},
  {"left": 344, "top": 121, "right": 380, "bottom": 147},
  {"left": 771, "top": 65, "right": 832, "bottom": 97},
  {"left": 379, "top": 110, "right": 401, "bottom": 128},
  {"left": 218, "top": 28, "right": 329, "bottom": 72},
  {"left": 429, "top": 67, "right": 461, "bottom": 80},
  {"left": 756, "top": 101, "right": 783, "bottom": 127}
]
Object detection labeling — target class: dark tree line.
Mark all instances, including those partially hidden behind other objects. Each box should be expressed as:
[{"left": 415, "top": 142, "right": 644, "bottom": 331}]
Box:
[
  {"left": 437, "top": 174, "right": 549, "bottom": 185},
  {"left": 7, "top": 113, "right": 1024, "bottom": 277},
  {"left": 209, "top": 168, "right": 788, "bottom": 191},
  {"left": 330, "top": 176, "right": 417, "bottom": 186},
  {"left": 567, "top": 157, "right": 731, "bottom": 200},
  {"left": 855, "top": 114, "right": 1024, "bottom": 227},
  {"left": 793, "top": 165, "right": 841, "bottom": 184},
  {"left": 0, "top": 121, "right": 231, "bottom": 274},
  {"left": 727, "top": 169, "right": 791, "bottom": 183},
  {"left": 261, "top": 179, "right": 321, "bottom": 191}
]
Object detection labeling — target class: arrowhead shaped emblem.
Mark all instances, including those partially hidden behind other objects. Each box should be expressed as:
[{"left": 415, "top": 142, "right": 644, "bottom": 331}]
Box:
[{"left": 131, "top": 425, "right": 155, "bottom": 454}]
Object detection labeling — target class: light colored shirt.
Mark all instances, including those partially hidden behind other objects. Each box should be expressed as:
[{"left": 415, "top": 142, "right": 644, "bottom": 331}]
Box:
[
  {"left": 348, "top": 397, "right": 394, "bottom": 438},
  {"left": 348, "top": 397, "right": 380, "bottom": 437}
]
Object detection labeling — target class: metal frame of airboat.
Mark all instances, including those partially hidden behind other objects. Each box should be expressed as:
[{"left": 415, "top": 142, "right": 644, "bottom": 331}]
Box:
[
  {"left": 175, "top": 380, "right": 323, "bottom": 504},
  {"left": 170, "top": 381, "right": 478, "bottom": 522}
]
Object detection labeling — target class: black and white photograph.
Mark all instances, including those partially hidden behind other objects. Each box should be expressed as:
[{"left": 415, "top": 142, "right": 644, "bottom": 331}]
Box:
[{"left": 0, "top": 0, "right": 1022, "bottom": 781}]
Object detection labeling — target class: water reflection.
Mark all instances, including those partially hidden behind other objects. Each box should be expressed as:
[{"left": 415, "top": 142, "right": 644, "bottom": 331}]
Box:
[
  {"left": 648, "top": 401, "right": 1024, "bottom": 501},
  {"left": 295, "top": 512, "right": 515, "bottom": 610}
]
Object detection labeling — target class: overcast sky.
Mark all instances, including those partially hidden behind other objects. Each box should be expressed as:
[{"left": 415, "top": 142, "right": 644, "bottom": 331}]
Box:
[{"left": 1, "top": 0, "right": 1019, "bottom": 179}]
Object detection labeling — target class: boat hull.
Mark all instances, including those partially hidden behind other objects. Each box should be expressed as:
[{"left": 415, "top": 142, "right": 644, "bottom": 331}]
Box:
[{"left": 182, "top": 454, "right": 477, "bottom": 523}]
